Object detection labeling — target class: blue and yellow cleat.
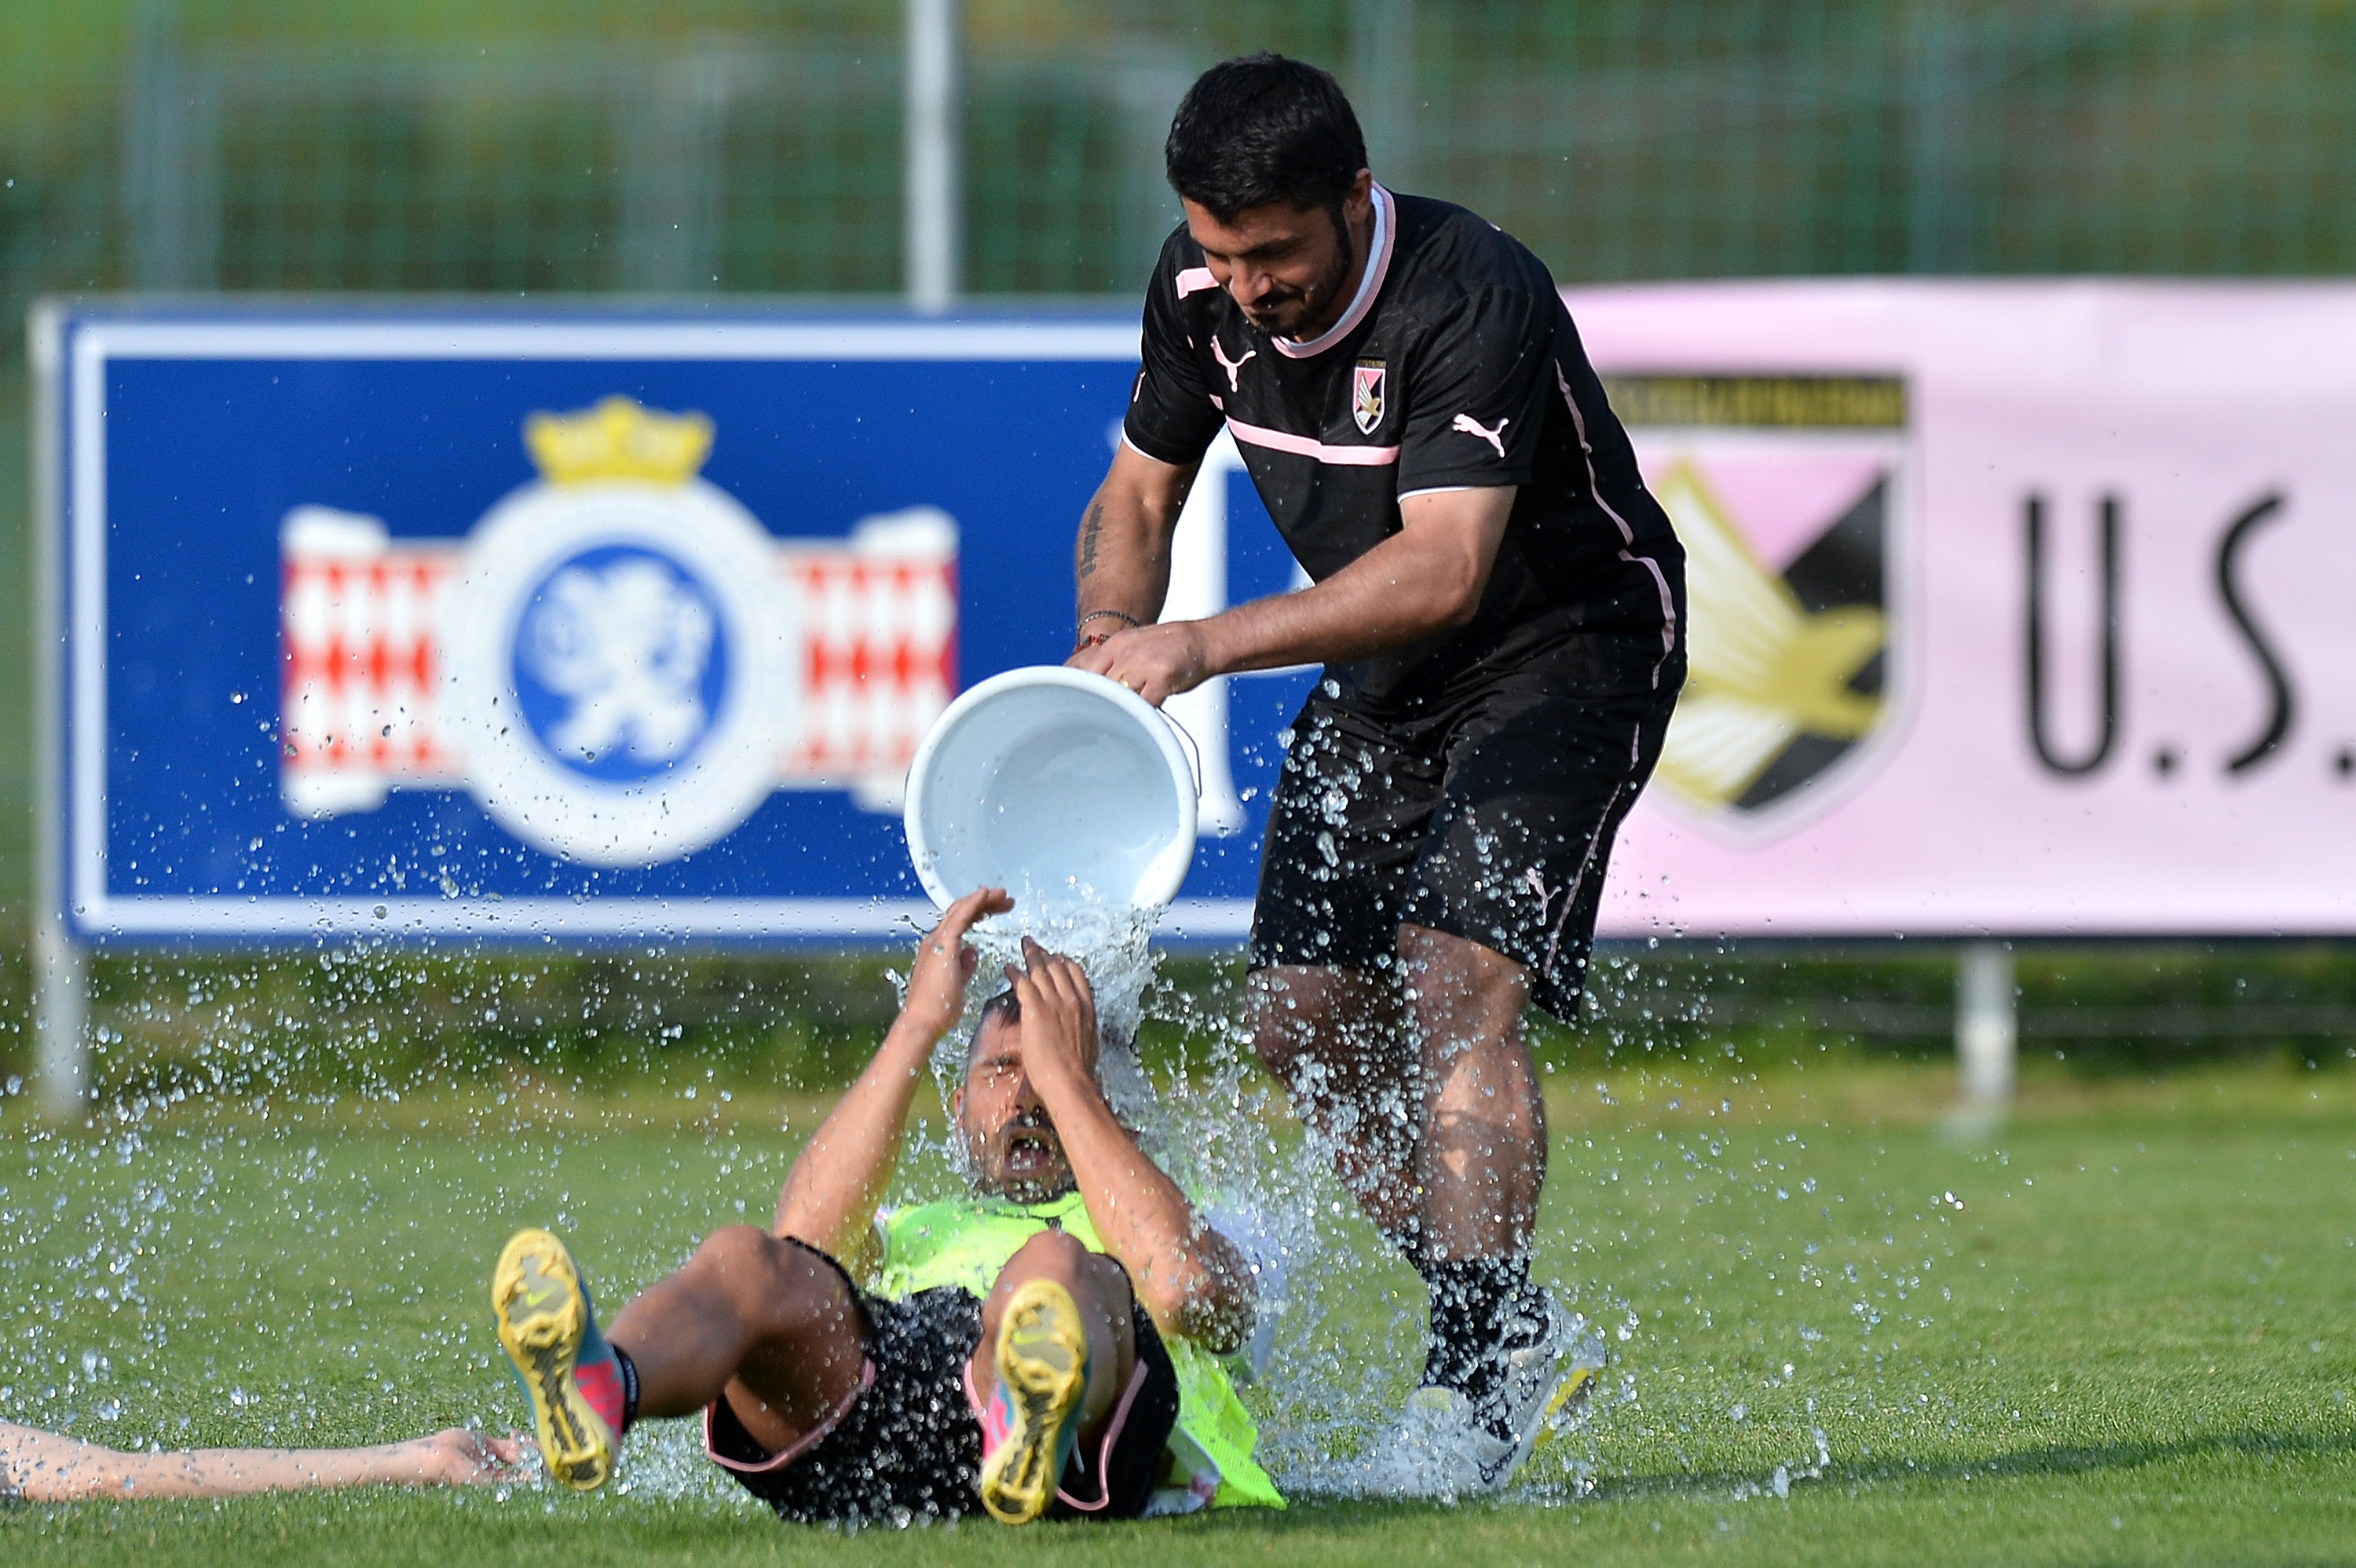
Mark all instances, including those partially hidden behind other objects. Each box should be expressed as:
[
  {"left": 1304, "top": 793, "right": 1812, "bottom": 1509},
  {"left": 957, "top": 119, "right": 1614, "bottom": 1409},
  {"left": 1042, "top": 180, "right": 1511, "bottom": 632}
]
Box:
[
  {"left": 492, "top": 1227, "right": 617, "bottom": 1492},
  {"left": 976, "top": 1278, "right": 1089, "bottom": 1525}
]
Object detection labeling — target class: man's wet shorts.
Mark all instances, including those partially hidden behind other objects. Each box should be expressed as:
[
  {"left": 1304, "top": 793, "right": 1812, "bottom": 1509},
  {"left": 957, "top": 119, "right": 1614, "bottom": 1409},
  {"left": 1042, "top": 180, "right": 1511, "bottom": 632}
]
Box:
[
  {"left": 1250, "top": 630, "right": 1686, "bottom": 1021},
  {"left": 701, "top": 1240, "right": 1182, "bottom": 1525}
]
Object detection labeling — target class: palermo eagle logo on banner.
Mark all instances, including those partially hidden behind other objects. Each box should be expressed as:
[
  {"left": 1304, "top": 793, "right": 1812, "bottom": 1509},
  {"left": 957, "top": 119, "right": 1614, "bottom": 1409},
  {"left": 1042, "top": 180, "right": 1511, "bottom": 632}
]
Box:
[{"left": 1609, "top": 374, "right": 1908, "bottom": 840}]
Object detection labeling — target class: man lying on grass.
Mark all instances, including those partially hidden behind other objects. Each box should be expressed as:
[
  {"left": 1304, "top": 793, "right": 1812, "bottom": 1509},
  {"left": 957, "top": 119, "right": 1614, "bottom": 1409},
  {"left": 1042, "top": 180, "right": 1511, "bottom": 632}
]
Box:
[
  {"left": 491, "top": 887, "right": 1282, "bottom": 1525},
  {"left": 0, "top": 1420, "right": 519, "bottom": 1501}
]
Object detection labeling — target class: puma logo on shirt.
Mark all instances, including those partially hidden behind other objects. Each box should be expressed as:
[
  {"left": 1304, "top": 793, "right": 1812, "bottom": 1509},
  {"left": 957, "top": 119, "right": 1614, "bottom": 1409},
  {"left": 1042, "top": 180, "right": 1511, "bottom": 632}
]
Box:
[
  {"left": 1451, "top": 411, "right": 1509, "bottom": 459},
  {"left": 1211, "top": 336, "right": 1257, "bottom": 393}
]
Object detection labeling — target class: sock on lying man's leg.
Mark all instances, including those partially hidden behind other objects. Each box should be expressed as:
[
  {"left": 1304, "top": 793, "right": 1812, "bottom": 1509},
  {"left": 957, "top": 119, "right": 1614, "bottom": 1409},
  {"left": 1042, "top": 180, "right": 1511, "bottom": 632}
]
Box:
[{"left": 573, "top": 1292, "right": 639, "bottom": 1439}]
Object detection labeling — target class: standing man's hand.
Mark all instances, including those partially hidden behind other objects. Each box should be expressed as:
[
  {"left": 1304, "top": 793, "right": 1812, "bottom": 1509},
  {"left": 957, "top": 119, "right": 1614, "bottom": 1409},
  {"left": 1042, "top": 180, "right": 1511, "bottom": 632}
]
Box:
[
  {"left": 1066, "top": 621, "right": 1213, "bottom": 707},
  {"left": 898, "top": 886, "right": 1014, "bottom": 1042}
]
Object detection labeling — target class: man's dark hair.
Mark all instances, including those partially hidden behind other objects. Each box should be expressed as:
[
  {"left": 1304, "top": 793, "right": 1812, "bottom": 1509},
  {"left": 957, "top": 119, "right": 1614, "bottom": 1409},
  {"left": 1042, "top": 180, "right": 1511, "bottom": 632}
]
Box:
[
  {"left": 967, "top": 986, "right": 1020, "bottom": 1058},
  {"left": 1165, "top": 53, "right": 1368, "bottom": 224}
]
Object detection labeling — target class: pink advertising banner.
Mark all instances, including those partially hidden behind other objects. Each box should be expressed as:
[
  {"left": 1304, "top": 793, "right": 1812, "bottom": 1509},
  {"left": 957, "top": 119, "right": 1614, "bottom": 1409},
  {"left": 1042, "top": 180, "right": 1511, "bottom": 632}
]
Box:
[{"left": 1574, "top": 280, "right": 2356, "bottom": 938}]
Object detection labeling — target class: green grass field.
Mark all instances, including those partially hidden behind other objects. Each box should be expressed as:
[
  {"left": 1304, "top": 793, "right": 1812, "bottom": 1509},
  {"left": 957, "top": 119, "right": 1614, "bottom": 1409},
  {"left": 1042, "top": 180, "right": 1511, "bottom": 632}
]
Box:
[{"left": 2, "top": 1056, "right": 2353, "bottom": 1565}]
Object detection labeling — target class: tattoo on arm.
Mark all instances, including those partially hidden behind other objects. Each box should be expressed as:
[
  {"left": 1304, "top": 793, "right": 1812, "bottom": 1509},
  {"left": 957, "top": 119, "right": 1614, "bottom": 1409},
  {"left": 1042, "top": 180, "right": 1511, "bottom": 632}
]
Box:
[{"left": 1077, "top": 500, "right": 1105, "bottom": 579}]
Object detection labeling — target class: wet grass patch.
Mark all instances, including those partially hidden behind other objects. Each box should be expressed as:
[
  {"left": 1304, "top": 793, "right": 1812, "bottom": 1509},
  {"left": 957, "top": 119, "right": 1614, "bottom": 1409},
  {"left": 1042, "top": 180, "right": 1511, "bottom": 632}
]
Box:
[{"left": 1, "top": 1060, "right": 2351, "bottom": 1563}]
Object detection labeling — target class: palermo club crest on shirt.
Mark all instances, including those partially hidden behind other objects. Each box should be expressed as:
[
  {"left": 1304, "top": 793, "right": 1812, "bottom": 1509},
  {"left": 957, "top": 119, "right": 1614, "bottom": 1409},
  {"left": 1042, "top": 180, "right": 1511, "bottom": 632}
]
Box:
[
  {"left": 1608, "top": 373, "right": 1908, "bottom": 839},
  {"left": 278, "top": 395, "right": 957, "bottom": 868},
  {"left": 1352, "top": 360, "right": 1386, "bottom": 434}
]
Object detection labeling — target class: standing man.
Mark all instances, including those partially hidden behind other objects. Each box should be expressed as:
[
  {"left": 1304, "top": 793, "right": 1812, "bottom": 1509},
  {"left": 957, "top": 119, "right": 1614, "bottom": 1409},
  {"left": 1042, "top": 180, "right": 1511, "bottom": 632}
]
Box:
[{"left": 1068, "top": 53, "right": 1685, "bottom": 1489}]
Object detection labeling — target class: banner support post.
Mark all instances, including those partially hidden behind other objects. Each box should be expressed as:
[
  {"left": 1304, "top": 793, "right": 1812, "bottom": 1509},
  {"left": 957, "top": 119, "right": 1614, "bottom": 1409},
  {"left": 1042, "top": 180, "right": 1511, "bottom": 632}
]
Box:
[
  {"left": 27, "top": 302, "right": 90, "bottom": 1120},
  {"left": 31, "top": 926, "right": 88, "bottom": 1120},
  {"left": 1955, "top": 941, "right": 2016, "bottom": 1104},
  {"left": 904, "top": 0, "right": 962, "bottom": 313}
]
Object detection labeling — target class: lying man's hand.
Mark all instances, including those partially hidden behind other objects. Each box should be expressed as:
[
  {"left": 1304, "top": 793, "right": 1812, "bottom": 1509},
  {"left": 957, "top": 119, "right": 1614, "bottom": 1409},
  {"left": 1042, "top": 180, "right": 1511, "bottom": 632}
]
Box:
[
  {"left": 901, "top": 886, "right": 1013, "bottom": 1042},
  {"left": 770, "top": 884, "right": 1012, "bottom": 1266},
  {"left": 998, "top": 938, "right": 1256, "bottom": 1352},
  {"left": 415, "top": 1428, "right": 529, "bottom": 1486},
  {"left": 1006, "top": 937, "right": 1100, "bottom": 1090}
]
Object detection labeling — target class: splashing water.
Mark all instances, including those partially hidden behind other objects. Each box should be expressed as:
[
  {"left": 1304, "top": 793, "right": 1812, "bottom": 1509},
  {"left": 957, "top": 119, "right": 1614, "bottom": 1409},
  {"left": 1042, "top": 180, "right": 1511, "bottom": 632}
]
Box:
[
  {"left": 0, "top": 920, "right": 1984, "bottom": 1516},
  {"left": 892, "top": 895, "right": 1627, "bottom": 1501}
]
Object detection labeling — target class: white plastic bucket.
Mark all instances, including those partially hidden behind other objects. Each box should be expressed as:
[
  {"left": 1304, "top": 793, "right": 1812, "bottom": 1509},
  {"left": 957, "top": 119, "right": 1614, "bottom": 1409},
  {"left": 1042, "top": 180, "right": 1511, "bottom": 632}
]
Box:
[{"left": 903, "top": 666, "right": 1199, "bottom": 914}]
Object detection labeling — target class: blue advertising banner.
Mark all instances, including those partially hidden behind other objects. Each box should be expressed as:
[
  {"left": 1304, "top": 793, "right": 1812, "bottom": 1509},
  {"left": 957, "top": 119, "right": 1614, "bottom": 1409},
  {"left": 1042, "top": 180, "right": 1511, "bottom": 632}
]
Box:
[{"left": 36, "top": 306, "right": 1315, "bottom": 944}]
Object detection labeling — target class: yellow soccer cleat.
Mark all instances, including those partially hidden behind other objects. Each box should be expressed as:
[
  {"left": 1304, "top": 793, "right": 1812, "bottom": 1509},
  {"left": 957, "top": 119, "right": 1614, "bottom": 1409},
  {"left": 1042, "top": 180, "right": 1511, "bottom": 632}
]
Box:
[
  {"left": 492, "top": 1227, "right": 616, "bottom": 1492},
  {"left": 977, "top": 1278, "right": 1090, "bottom": 1525}
]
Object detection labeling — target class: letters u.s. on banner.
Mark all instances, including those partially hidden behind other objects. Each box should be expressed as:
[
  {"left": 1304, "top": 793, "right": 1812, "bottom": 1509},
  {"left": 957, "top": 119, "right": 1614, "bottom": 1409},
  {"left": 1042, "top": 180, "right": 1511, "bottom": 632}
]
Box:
[{"left": 1582, "top": 280, "right": 2356, "bottom": 938}]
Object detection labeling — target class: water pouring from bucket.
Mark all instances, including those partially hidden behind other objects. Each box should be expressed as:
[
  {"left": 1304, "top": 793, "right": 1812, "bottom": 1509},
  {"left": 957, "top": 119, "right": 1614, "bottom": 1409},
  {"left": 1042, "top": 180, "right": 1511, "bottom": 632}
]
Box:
[
  {"left": 900, "top": 667, "right": 1597, "bottom": 1495},
  {"left": 902, "top": 668, "right": 1313, "bottom": 1396},
  {"left": 902, "top": 663, "right": 1203, "bottom": 1073}
]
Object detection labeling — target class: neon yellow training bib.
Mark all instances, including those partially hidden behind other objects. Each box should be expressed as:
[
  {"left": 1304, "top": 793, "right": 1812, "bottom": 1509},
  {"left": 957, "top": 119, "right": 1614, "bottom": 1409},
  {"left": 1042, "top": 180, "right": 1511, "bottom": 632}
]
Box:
[{"left": 872, "top": 1191, "right": 1284, "bottom": 1511}]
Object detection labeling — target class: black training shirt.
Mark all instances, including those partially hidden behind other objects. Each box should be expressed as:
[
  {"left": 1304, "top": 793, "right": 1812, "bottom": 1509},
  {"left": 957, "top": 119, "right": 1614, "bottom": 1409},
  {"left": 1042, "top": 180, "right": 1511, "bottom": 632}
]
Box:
[{"left": 1124, "top": 185, "right": 1685, "bottom": 707}]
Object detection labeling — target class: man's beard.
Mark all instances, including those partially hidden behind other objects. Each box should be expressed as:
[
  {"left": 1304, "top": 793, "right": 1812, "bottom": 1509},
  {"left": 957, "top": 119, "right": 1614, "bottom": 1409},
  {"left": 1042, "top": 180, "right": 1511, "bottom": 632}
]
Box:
[
  {"left": 1240, "top": 230, "right": 1356, "bottom": 338},
  {"left": 973, "top": 1112, "right": 1076, "bottom": 1204}
]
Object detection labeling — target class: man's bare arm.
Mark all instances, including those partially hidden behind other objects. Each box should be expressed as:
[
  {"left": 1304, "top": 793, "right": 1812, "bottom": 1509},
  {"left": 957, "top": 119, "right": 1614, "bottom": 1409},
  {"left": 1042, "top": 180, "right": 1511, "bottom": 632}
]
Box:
[
  {"left": 1006, "top": 941, "right": 1253, "bottom": 1352},
  {"left": 0, "top": 1421, "right": 521, "bottom": 1501},
  {"left": 773, "top": 887, "right": 1012, "bottom": 1270},
  {"left": 1071, "top": 484, "right": 1517, "bottom": 705},
  {"left": 1072, "top": 444, "right": 1199, "bottom": 637}
]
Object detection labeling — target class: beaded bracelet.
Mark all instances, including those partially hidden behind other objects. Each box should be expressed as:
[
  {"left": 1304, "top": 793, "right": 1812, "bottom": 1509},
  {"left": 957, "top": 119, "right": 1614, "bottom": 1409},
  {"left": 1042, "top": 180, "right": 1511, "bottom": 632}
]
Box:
[{"left": 1074, "top": 609, "right": 1140, "bottom": 653}]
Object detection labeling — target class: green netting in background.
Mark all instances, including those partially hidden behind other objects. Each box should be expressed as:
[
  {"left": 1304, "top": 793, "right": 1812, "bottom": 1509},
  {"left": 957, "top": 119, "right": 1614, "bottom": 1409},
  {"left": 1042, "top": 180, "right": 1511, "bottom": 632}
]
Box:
[
  {"left": 1, "top": 0, "right": 2353, "bottom": 916},
  {"left": 7, "top": 1, "right": 2354, "bottom": 315}
]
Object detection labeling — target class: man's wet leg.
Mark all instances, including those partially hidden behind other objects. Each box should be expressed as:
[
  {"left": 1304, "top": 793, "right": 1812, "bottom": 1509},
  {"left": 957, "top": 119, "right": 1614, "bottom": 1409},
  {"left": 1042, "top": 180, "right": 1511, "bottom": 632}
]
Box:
[
  {"left": 973, "top": 1230, "right": 1139, "bottom": 1522},
  {"left": 971, "top": 1230, "right": 1136, "bottom": 1435},
  {"left": 1396, "top": 923, "right": 1547, "bottom": 1399},
  {"left": 1246, "top": 963, "right": 1422, "bottom": 1242},
  {"left": 605, "top": 1225, "right": 867, "bottom": 1457}
]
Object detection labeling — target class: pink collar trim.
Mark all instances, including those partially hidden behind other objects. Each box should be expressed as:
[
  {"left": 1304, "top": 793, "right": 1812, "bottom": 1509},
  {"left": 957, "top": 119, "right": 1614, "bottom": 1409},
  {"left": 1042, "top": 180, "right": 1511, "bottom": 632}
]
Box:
[{"left": 1271, "top": 184, "right": 1396, "bottom": 360}]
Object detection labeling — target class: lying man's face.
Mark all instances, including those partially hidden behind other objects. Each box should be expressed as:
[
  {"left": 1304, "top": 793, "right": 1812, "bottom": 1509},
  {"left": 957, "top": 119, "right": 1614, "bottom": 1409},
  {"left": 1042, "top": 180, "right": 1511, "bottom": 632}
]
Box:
[{"left": 953, "top": 994, "right": 1083, "bottom": 1204}]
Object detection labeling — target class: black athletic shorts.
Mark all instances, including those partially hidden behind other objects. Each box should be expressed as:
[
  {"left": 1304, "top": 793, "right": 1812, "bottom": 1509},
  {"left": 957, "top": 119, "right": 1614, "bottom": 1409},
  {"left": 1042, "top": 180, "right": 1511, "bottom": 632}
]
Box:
[
  {"left": 701, "top": 1242, "right": 1182, "bottom": 1526},
  {"left": 1250, "top": 630, "right": 1684, "bottom": 1021}
]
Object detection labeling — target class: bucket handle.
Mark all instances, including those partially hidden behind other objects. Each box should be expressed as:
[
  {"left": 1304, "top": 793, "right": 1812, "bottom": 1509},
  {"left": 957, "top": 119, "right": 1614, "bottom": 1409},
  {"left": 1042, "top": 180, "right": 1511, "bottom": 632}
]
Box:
[{"left": 1157, "top": 707, "right": 1204, "bottom": 799}]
